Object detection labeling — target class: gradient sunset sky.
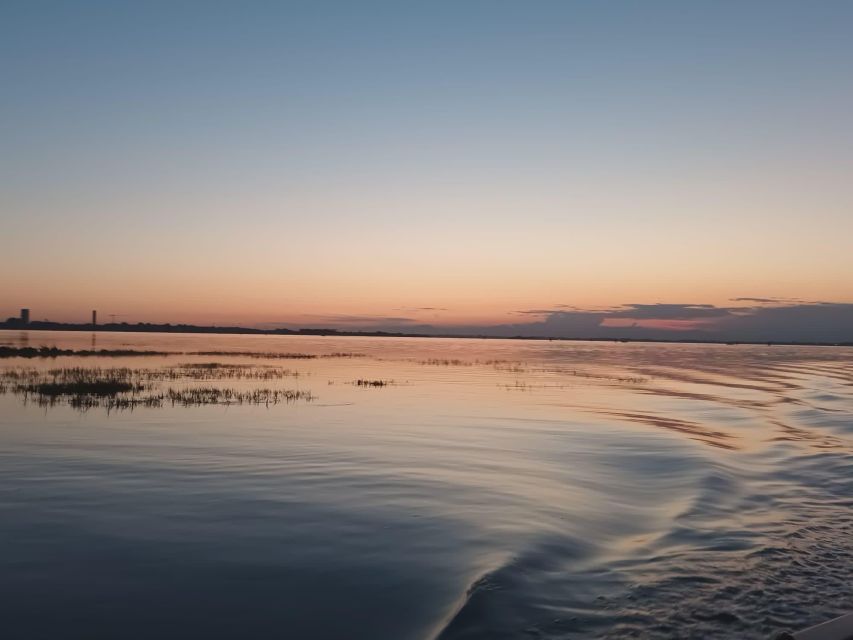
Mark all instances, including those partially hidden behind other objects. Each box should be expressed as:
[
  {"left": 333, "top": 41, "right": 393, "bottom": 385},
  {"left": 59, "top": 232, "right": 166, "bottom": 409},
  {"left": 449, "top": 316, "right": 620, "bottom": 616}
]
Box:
[{"left": 2, "top": 1, "right": 852, "bottom": 334}]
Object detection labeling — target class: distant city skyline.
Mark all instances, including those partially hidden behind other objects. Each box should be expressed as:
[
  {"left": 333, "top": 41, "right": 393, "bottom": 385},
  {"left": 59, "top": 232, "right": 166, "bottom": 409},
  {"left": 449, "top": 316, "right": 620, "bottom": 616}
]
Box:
[{"left": 2, "top": 2, "right": 852, "bottom": 338}]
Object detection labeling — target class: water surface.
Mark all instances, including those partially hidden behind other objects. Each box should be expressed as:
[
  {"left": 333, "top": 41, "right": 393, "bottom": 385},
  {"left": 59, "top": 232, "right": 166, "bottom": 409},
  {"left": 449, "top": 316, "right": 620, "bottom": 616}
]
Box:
[{"left": 1, "top": 331, "right": 851, "bottom": 639}]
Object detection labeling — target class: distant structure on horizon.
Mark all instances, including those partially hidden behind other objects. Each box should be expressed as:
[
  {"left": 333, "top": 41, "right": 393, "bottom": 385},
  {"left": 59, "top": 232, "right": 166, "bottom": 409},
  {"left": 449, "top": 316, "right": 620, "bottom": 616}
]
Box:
[
  {"left": 4, "top": 308, "right": 32, "bottom": 327},
  {"left": 92, "top": 310, "right": 97, "bottom": 326}
]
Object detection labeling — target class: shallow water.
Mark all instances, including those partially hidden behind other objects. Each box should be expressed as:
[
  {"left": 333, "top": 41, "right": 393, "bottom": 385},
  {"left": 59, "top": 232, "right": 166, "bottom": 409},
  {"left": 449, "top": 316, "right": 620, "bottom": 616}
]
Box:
[{"left": 1, "top": 330, "right": 851, "bottom": 639}]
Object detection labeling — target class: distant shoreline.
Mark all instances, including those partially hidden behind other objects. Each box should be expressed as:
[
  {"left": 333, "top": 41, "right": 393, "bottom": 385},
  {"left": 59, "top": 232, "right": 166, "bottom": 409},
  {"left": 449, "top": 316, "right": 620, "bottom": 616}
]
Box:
[{"left": 1, "top": 321, "right": 850, "bottom": 348}]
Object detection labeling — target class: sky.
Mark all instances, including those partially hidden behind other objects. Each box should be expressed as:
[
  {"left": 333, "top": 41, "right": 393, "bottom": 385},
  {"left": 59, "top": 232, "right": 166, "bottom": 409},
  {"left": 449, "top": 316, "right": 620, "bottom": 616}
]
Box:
[{"left": 2, "top": 1, "right": 852, "bottom": 340}]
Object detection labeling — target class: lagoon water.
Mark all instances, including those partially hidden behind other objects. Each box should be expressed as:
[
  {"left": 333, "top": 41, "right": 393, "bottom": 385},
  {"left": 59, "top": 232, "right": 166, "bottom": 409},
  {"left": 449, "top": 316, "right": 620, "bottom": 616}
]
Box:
[{"left": 1, "top": 330, "right": 851, "bottom": 639}]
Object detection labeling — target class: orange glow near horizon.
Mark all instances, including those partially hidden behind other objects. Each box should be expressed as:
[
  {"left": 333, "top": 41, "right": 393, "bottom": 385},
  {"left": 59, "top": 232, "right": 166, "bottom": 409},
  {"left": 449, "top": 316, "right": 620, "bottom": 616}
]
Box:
[
  {"left": 2, "top": 3, "right": 852, "bottom": 333},
  {"left": 5, "top": 185, "right": 852, "bottom": 328}
]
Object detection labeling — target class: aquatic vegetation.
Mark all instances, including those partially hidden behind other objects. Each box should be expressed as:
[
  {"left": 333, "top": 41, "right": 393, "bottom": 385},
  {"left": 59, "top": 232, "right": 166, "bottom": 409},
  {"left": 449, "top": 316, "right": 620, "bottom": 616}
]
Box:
[
  {"left": 500, "top": 380, "right": 568, "bottom": 392},
  {"left": 19, "top": 387, "right": 313, "bottom": 411},
  {"left": 0, "top": 346, "right": 173, "bottom": 358},
  {"left": 7, "top": 367, "right": 141, "bottom": 388},
  {"left": 193, "top": 351, "right": 318, "bottom": 359},
  {"left": 168, "top": 363, "right": 300, "bottom": 380},
  {"left": 568, "top": 369, "right": 648, "bottom": 384},
  {"left": 163, "top": 387, "right": 313, "bottom": 406},
  {"left": 26, "top": 380, "right": 142, "bottom": 396},
  {"left": 502, "top": 380, "right": 531, "bottom": 391},
  {"left": 418, "top": 358, "right": 526, "bottom": 372},
  {"left": 0, "top": 365, "right": 313, "bottom": 411},
  {"left": 3, "top": 364, "right": 299, "bottom": 383},
  {"left": 191, "top": 351, "right": 366, "bottom": 359},
  {"left": 354, "top": 379, "right": 392, "bottom": 387},
  {"left": 0, "top": 347, "right": 367, "bottom": 360},
  {"left": 490, "top": 362, "right": 527, "bottom": 373}
]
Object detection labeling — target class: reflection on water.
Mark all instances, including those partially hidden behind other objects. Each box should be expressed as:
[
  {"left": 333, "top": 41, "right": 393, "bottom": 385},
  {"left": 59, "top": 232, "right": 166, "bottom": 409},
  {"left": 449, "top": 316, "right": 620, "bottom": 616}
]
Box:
[{"left": 0, "top": 331, "right": 851, "bottom": 639}]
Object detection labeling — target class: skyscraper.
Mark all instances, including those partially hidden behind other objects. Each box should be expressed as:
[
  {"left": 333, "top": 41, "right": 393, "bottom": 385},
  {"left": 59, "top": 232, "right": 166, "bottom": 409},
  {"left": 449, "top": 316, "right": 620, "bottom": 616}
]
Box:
[{"left": 20, "top": 309, "right": 29, "bottom": 325}]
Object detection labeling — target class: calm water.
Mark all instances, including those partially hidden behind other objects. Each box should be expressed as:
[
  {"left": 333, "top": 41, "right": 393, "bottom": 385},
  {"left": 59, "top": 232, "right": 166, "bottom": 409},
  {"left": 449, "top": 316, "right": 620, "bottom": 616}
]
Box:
[{"left": 1, "top": 331, "right": 851, "bottom": 639}]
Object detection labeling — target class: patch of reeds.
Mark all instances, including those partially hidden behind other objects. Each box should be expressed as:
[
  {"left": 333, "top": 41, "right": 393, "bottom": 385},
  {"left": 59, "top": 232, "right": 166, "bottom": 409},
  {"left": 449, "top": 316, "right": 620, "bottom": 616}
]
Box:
[
  {"left": 354, "top": 379, "right": 392, "bottom": 387},
  {"left": 168, "top": 363, "right": 300, "bottom": 380},
  {"left": 164, "top": 387, "right": 313, "bottom": 406},
  {"left": 417, "top": 357, "right": 529, "bottom": 373},
  {"left": 2, "top": 365, "right": 299, "bottom": 383},
  {"left": 418, "top": 358, "right": 472, "bottom": 366},
  {"left": 0, "top": 346, "right": 173, "bottom": 358},
  {"left": 0, "top": 365, "right": 314, "bottom": 412},
  {"left": 192, "top": 351, "right": 318, "bottom": 359},
  {"left": 569, "top": 370, "right": 648, "bottom": 384},
  {"left": 27, "top": 380, "right": 141, "bottom": 396},
  {"left": 0, "top": 346, "right": 368, "bottom": 361},
  {"left": 191, "top": 351, "right": 365, "bottom": 359}
]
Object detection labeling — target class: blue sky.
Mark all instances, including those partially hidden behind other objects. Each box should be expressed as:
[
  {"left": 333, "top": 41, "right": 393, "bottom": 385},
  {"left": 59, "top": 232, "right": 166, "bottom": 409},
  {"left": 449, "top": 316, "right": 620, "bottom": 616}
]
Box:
[{"left": 2, "top": 1, "right": 852, "bottom": 339}]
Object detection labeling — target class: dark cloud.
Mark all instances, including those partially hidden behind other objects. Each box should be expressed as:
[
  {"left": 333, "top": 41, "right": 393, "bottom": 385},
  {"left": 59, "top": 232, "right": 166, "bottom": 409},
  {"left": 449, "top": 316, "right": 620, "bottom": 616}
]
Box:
[
  {"left": 451, "top": 301, "right": 853, "bottom": 342},
  {"left": 514, "top": 309, "right": 569, "bottom": 316},
  {"left": 729, "top": 296, "right": 818, "bottom": 305},
  {"left": 515, "top": 305, "right": 618, "bottom": 316},
  {"left": 258, "top": 300, "right": 853, "bottom": 342},
  {"left": 731, "top": 297, "right": 792, "bottom": 304},
  {"left": 470, "top": 309, "right": 610, "bottom": 338},
  {"left": 715, "top": 302, "right": 853, "bottom": 342},
  {"left": 313, "top": 314, "right": 420, "bottom": 325},
  {"left": 608, "top": 303, "right": 733, "bottom": 320}
]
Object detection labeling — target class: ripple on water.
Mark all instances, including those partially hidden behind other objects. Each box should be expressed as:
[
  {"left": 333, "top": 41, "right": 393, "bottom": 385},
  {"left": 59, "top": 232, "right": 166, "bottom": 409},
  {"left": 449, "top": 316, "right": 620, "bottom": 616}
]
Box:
[
  {"left": 437, "top": 447, "right": 853, "bottom": 640},
  {"left": 0, "top": 334, "right": 851, "bottom": 640}
]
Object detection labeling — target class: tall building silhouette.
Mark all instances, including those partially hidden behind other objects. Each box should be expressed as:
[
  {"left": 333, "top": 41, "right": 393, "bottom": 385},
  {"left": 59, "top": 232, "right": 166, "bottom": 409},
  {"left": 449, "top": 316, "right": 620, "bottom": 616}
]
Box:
[
  {"left": 20, "top": 308, "right": 29, "bottom": 325},
  {"left": 92, "top": 310, "right": 97, "bottom": 326}
]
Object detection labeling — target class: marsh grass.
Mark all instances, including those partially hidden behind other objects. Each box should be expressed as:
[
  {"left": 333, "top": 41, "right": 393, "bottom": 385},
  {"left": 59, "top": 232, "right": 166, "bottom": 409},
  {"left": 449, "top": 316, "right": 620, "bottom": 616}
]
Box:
[
  {"left": 569, "top": 370, "right": 648, "bottom": 384},
  {"left": 169, "top": 363, "right": 300, "bottom": 380},
  {"left": 0, "top": 347, "right": 366, "bottom": 360},
  {"left": 164, "top": 387, "right": 313, "bottom": 406},
  {"left": 193, "top": 351, "right": 318, "bottom": 359},
  {"left": 0, "top": 364, "right": 313, "bottom": 411},
  {"left": 354, "top": 379, "right": 393, "bottom": 387},
  {"left": 29, "top": 380, "right": 141, "bottom": 396},
  {"left": 417, "top": 358, "right": 526, "bottom": 371},
  {"left": 191, "top": 351, "right": 365, "bottom": 359},
  {"left": 0, "top": 346, "right": 173, "bottom": 358}
]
